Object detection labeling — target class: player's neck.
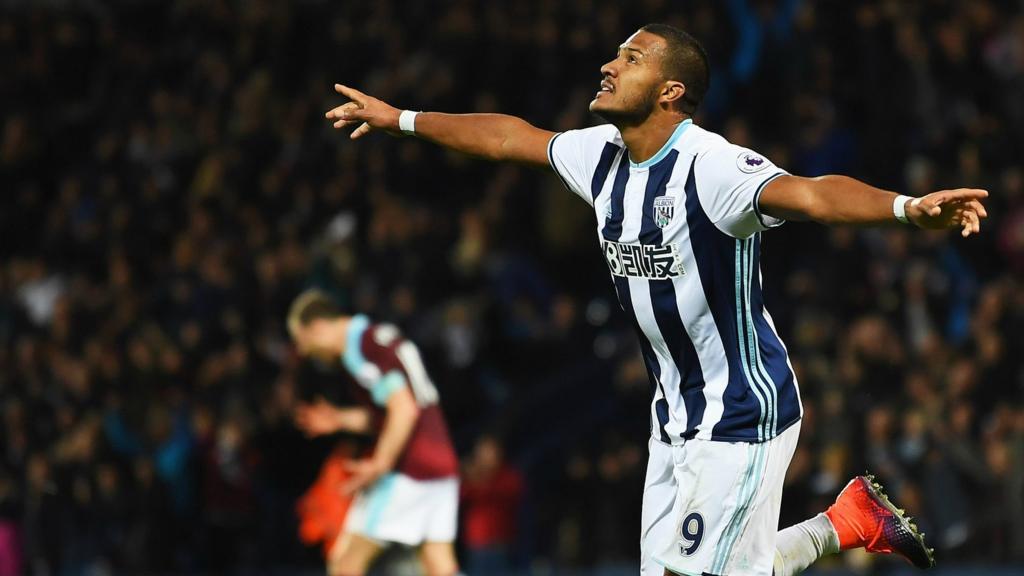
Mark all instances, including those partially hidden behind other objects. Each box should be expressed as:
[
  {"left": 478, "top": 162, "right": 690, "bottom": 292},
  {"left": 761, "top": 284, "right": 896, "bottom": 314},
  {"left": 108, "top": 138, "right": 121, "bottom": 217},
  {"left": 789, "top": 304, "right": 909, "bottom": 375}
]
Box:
[{"left": 619, "top": 115, "right": 690, "bottom": 165}]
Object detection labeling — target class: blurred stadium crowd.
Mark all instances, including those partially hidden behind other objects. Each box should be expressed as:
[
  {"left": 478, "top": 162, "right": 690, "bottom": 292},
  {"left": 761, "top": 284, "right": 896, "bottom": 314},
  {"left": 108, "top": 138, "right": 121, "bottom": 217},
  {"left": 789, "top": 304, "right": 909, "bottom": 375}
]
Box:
[{"left": 2, "top": 0, "right": 1024, "bottom": 574}]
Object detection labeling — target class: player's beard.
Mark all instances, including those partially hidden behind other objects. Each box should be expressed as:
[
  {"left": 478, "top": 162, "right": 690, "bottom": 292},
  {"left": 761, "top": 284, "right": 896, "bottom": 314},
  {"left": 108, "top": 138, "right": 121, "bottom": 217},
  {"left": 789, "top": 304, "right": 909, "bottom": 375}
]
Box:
[{"left": 592, "top": 83, "right": 661, "bottom": 128}]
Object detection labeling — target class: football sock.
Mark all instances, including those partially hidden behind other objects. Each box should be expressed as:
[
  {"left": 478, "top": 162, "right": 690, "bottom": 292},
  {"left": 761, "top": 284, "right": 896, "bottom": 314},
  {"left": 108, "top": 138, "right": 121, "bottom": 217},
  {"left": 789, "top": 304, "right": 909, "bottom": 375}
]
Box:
[{"left": 772, "top": 513, "right": 841, "bottom": 576}]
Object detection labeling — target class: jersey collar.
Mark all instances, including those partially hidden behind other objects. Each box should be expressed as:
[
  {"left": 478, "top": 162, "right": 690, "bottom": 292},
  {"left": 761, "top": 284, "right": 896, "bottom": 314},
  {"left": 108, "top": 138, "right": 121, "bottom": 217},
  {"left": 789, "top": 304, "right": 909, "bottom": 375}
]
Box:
[
  {"left": 342, "top": 314, "right": 370, "bottom": 368},
  {"left": 628, "top": 118, "right": 693, "bottom": 169}
]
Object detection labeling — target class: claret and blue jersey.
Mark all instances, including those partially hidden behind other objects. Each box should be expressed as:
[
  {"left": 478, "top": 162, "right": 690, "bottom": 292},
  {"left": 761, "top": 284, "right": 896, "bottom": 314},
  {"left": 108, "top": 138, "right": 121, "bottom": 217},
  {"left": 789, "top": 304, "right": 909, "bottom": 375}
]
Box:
[
  {"left": 341, "top": 315, "right": 459, "bottom": 479},
  {"left": 548, "top": 120, "right": 803, "bottom": 444}
]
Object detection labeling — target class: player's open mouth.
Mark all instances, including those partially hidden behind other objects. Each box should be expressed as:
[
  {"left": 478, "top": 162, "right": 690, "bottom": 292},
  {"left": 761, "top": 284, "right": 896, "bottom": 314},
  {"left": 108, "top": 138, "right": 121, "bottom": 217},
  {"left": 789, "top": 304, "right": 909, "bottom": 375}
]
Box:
[{"left": 596, "top": 80, "right": 614, "bottom": 97}]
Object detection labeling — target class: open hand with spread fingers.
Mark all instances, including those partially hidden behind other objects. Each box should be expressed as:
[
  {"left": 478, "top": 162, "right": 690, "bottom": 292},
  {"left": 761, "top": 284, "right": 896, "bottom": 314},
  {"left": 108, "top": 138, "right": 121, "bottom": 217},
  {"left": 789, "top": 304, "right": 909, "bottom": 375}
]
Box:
[
  {"left": 905, "top": 188, "right": 989, "bottom": 237},
  {"left": 325, "top": 84, "right": 402, "bottom": 139}
]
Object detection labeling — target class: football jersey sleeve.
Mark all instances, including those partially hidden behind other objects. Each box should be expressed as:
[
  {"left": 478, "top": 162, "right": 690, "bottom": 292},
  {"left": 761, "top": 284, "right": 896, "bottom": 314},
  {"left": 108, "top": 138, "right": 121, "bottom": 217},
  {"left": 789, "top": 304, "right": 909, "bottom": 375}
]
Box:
[
  {"left": 547, "top": 124, "right": 621, "bottom": 207},
  {"left": 694, "top": 142, "right": 788, "bottom": 239},
  {"left": 348, "top": 322, "right": 442, "bottom": 408},
  {"left": 343, "top": 321, "right": 409, "bottom": 407}
]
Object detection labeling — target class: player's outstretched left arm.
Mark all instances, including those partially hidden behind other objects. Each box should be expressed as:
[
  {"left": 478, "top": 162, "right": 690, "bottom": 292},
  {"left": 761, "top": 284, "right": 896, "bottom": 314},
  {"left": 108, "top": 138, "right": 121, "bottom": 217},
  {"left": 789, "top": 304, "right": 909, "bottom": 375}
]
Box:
[
  {"left": 325, "top": 84, "right": 555, "bottom": 166},
  {"left": 760, "top": 175, "right": 988, "bottom": 236}
]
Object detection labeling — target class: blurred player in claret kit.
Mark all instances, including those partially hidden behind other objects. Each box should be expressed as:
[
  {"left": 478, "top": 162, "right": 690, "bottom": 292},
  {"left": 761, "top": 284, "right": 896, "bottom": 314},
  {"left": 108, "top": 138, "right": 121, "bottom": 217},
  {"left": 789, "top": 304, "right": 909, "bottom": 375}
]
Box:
[
  {"left": 325, "top": 22, "right": 989, "bottom": 576},
  {"left": 288, "top": 290, "right": 460, "bottom": 576}
]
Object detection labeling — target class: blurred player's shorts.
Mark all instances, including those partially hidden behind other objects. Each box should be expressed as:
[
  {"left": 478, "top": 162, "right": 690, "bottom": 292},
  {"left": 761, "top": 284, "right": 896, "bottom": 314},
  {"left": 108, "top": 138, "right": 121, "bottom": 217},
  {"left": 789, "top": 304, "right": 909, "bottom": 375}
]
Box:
[{"left": 345, "top": 472, "right": 459, "bottom": 546}]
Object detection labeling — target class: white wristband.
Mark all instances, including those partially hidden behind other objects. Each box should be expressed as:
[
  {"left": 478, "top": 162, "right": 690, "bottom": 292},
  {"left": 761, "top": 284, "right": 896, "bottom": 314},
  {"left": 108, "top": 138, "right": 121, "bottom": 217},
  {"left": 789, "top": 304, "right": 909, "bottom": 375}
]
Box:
[
  {"left": 398, "top": 110, "right": 419, "bottom": 135},
  {"left": 893, "top": 194, "right": 913, "bottom": 224}
]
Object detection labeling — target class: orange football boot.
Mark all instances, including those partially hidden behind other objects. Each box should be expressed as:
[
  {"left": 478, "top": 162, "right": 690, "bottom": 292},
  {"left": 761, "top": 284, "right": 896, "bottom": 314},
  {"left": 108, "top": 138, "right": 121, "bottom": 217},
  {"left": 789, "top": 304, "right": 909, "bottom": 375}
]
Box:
[{"left": 825, "top": 474, "right": 935, "bottom": 569}]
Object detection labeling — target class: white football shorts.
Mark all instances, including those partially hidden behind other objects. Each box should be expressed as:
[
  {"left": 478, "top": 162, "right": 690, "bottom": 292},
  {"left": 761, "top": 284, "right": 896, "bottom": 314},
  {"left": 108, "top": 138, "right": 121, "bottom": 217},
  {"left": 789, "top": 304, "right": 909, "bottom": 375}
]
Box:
[
  {"left": 344, "top": 472, "right": 459, "bottom": 546},
  {"left": 641, "top": 421, "right": 801, "bottom": 576}
]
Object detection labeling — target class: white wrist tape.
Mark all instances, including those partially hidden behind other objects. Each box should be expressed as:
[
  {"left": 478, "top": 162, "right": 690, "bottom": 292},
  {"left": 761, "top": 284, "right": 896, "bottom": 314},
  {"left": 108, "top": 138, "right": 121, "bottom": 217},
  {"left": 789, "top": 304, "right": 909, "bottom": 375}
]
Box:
[
  {"left": 893, "top": 195, "right": 913, "bottom": 224},
  {"left": 398, "top": 110, "right": 419, "bottom": 135}
]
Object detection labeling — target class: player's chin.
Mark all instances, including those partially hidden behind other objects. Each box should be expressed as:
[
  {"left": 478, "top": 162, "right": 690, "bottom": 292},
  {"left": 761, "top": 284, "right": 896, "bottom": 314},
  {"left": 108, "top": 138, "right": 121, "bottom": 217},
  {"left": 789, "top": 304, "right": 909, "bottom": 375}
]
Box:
[{"left": 589, "top": 97, "right": 618, "bottom": 117}]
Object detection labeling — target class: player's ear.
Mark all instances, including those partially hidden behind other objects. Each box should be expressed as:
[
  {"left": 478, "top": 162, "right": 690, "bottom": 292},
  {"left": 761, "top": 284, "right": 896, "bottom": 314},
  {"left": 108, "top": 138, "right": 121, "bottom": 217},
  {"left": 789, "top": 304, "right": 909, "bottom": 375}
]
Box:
[{"left": 661, "top": 80, "right": 686, "bottom": 107}]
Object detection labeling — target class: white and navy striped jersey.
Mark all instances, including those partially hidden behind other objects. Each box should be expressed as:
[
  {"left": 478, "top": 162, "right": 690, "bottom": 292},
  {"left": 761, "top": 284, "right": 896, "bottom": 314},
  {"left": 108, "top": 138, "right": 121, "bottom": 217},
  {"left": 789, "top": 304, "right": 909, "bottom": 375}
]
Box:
[{"left": 548, "top": 120, "right": 802, "bottom": 444}]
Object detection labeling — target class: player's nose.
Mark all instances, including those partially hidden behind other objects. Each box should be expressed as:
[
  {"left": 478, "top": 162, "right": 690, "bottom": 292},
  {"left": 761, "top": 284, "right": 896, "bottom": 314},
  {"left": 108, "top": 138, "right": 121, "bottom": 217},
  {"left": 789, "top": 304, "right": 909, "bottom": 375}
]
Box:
[{"left": 600, "top": 60, "right": 617, "bottom": 77}]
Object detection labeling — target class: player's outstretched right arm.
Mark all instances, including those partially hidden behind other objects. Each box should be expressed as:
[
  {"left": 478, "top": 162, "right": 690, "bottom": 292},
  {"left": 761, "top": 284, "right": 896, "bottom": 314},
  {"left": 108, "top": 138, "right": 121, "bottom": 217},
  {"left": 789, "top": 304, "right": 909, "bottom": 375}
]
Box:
[
  {"left": 294, "top": 397, "right": 372, "bottom": 437},
  {"left": 326, "top": 84, "right": 555, "bottom": 167}
]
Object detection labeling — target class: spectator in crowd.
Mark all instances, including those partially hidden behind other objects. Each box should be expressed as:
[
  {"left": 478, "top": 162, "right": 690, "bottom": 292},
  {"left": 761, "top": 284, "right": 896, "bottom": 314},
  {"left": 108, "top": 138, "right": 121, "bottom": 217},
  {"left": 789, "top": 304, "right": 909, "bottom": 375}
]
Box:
[{"left": 461, "top": 435, "right": 524, "bottom": 575}]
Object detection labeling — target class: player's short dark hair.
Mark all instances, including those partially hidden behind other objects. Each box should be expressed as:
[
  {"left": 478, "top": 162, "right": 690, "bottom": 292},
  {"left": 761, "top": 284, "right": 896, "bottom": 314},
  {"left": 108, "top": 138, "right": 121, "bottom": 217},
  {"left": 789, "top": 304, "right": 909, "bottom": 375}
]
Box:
[
  {"left": 288, "top": 289, "right": 342, "bottom": 329},
  {"left": 640, "top": 23, "right": 710, "bottom": 115}
]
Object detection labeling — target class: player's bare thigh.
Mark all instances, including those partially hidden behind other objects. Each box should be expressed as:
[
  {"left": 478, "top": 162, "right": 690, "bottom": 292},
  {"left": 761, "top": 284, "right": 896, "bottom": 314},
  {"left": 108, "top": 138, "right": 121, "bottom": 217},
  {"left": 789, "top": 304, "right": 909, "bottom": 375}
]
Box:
[
  {"left": 419, "top": 540, "right": 458, "bottom": 576},
  {"left": 327, "top": 532, "right": 383, "bottom": 576}
]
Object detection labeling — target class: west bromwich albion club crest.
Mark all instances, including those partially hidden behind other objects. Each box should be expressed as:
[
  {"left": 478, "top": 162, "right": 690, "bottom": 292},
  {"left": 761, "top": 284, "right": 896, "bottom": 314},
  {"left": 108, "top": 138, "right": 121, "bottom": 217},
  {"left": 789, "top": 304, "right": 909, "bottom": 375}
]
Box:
[{"left": 654, "top": 196, "right": 675, "bottom": 229}]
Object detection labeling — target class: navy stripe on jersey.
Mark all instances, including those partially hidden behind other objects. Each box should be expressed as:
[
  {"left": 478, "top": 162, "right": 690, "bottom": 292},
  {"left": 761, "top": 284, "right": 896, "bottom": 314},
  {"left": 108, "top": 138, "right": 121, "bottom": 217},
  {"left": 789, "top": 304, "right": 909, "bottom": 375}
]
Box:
[
  {"left": 638, "top": 151, "right": 679, "bottom": 245},
  {"left": 613, "top": 265, "right": 671, "bottom": 442},
  {"left": 598, "top": 154, "right": 671, "bottom": 442},
  {"left": 654, "top": 397, "right": 671, "bottom": 444},
  {"left": 638, "top": 151, "right": 706, "bottom": 439},
  {"left": 748, "top": 234, "right": 801, "bottom": 431},
  {"left": 622, "top": 279, "right": 673, "bottom": 443},
  {"left": 601, "top": 153, "right": 632, "bottom": 240},
  {"left": 591, "top": 142, "right": 622, "bottom": 202},
  {"left": 683, "top": 158, "right": 766, "bottom": 441},
  {"left": 649, "top": 279, "right": 705, "bottom": 439}
]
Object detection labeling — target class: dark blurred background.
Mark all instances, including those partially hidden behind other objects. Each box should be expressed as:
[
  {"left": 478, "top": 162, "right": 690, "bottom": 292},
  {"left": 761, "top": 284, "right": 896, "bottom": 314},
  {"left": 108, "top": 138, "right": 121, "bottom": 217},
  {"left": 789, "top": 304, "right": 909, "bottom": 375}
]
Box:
[{"left": 2, "top": 0, "right": 1023, "bottom": 575}]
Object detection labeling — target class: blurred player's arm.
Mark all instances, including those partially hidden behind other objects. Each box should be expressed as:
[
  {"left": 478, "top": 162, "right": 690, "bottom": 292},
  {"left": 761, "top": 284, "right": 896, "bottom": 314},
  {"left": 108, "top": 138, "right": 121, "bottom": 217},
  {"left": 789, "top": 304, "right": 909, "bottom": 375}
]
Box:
[
  {"left": 368, "top": 385, "right": 419, "bottom": 471},
  {"left": 759, "top": 175, "right": 989, "bottom": 237},
  {"left": 342, "top": 386, "right": 420, "bottom": 494},
  {"left": 326, "top": 84, "right": 554, "bottom": 167},
  {"left": 294, "top": 397, "right": 373, "bottom": 436}
]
